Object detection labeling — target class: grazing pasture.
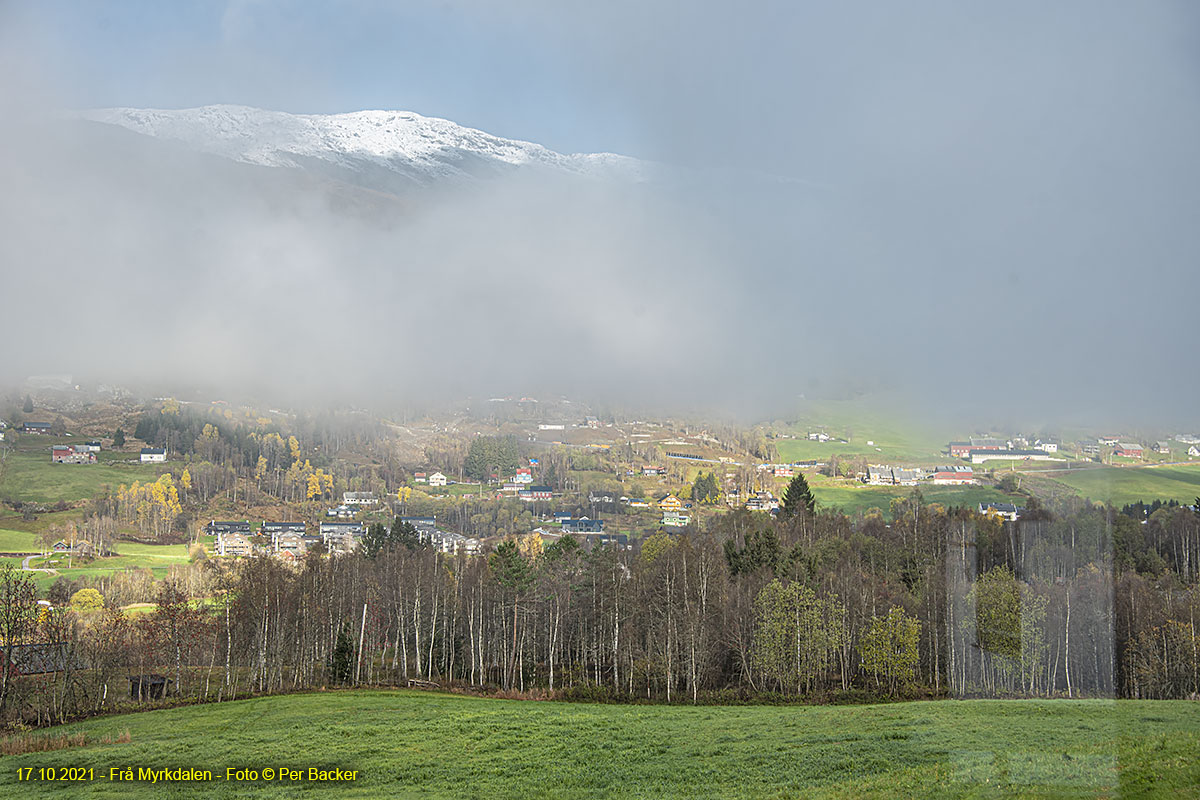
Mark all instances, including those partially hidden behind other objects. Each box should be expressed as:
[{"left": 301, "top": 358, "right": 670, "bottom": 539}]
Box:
[{"left": 0, "top": 691, "right": 1195, "bottom": 798}]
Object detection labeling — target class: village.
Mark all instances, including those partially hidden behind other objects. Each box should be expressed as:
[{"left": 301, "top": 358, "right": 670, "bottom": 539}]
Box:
[{"left": 13, "top": 396, "right": 1200, "bottom": 569}]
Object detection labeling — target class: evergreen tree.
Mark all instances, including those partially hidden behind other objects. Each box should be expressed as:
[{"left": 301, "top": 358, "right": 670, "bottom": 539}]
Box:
[
  {"left": 691, "top": 471, "right": 720, "bottom": 504},
  {"left": 780, "top": 472, "right": 816, "bottom": 518},
  {"left": 112, "top": 428, "right": 126, "bottom": 449},
  {"left": 463, "top": 435, "right": 521, "bottom": 481},
  {"left": 330, "top": 626, "right": 355, "bottom": 684},
  {"left": 22, "top": 395, "right": 32, "bottom": 413},
  {"left": 360, "top": 522, "right": 390, "bottom": 559},
  {"left": 391, "top": 518, "right": 421, "bottom": 550}
]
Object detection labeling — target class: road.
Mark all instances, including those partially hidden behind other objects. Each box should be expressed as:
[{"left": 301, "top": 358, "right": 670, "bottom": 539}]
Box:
[{"left": 21, "top": 554, "right": 57, "bottom": 574}]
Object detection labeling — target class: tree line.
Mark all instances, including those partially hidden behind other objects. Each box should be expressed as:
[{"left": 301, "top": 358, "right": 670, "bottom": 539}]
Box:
[{"left": 3, "top": 496, "right": 1198, "bottom": 726}]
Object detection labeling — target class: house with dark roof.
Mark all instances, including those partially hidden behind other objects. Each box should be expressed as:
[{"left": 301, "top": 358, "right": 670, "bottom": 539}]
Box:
[
  {"left": 205, "top": 520, "right": 251, "bottom": 536},
  {"left": 23, "top": 422, "right": 51, "bottom": 434},
  {"left": 400, "top": 516, "right": 437, "bottom": 537},
  {"left": 518, "top": 485, "right": 553, "bottom": 502},
  {"left": 576, "top": 532, "right": 630, "bottom": 551},
  {"left": 561, "top": 517, "right": 605, "bottom": 533},
  {"left": 262, "top": 521, "right": 306, "bottom": 545}
]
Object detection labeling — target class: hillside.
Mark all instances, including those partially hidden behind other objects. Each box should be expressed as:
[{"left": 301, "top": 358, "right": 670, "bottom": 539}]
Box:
[{"left": 0, "top": 691, "right": 1195, "bottom": 798}]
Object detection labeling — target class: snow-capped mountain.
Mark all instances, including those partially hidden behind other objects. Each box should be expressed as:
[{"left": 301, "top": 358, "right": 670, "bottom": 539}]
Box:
[{"left": 77, "top": 105, "right": 649, "bottom": 190}]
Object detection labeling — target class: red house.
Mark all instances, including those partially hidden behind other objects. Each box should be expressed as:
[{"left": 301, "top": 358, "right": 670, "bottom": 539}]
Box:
[{"left": 1115, "top": 443, "right": 1144, "bottom": 458}]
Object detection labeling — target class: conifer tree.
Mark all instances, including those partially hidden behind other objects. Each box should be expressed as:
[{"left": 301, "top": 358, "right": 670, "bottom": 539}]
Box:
[{"left": 780, "top": 472, "right": 816, "bottom": 518}]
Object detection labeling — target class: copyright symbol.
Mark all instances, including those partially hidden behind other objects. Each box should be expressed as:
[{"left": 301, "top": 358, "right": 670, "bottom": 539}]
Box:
[{"left": 263, "top": 768, "right": 275, "bottom": 779}]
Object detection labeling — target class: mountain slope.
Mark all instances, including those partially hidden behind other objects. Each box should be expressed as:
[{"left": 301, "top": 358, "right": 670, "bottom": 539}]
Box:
[{"left": 78, "top": 105, "right": 649, "bottom": 190}]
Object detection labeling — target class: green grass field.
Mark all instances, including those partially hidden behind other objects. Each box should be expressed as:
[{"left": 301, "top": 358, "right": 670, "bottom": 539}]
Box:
[
  {"left": 774, "top": 401, "right": 953, "bottom": 465},
  {"left": 806, "top": 476, "right": 1016, "bottom": 517},
  {"left": 0, "top": 528, "right": 40, "bottom": 552},
  {"left": 1037, "top": 464, "right": 1200, "bottom": 507},
  {"left": 23, "top": 540, "right": 193, "bottom": 592},
  {"left": 0, "top": 451, "right": 165, "bottom": 504},
  {"left": 0, "top": 691, "right": 1195, "bottom": 798}
]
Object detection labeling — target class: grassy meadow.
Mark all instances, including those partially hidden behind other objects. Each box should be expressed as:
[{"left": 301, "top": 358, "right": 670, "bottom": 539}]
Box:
[
  {"left": 21, "top": 540, "right": 193, "bottom": 591},
  {"left": 806, "top": 477, "right": 1017, "bottom": 517},
  {"left": 0, "top": 528, "right": 40, "bottom": 552},
  {"left": 0, "top": 691, "right": 1196, "bottom": 798},
  {"left": 774, "top": 402, "right": 952, "bottom": 465},
  {"left": 1037, "top": 463, "right": 1200, "bottom": 507},
  {"left": 0, "top": 448, "right": 164, "bottom": 504}
]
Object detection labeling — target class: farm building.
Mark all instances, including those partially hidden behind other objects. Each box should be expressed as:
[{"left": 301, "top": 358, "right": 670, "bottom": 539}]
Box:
[
  {"left": 969, "top": 450, "right": 1063, "bottom": 465},
  {"left": 51, "top": 444, "right": 96, "bottom": 464},
  {"left": 23, "top": 422, "right": 51, "bottom": 434},
  {"left": 1115, "top": 443, "right": 1144, "bottom": 458},
  {"left": 980, "top": 502, "right": 1024, "bottom": 521},
  {"left": 931, "top": 467, "right": 975, "bottom": 485},
  {"left": 866, "top": 466, "right": 921, "bottom": 486}
]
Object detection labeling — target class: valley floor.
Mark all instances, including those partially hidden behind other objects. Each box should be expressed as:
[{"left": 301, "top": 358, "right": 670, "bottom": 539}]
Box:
[{"left": 0, "top": 691, "right": 1196, "bottom": 798}]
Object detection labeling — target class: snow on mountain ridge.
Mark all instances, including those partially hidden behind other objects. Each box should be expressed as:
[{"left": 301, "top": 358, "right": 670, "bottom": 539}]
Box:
[{"left": 78, "top": 104, "right": 647, "bottom": 184}]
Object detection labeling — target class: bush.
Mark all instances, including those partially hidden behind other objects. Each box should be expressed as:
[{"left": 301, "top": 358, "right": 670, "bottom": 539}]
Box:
[{"left": 69, "top": 588, "right": 105, "bottom": 611}]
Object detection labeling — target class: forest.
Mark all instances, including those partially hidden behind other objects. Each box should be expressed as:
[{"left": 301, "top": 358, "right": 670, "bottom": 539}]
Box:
[{"left": 3, "top": 495, "right": 1198, "bottom": 727}]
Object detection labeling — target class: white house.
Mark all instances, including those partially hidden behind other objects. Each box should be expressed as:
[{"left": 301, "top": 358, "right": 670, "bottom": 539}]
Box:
[
  {"left": 1189, "top": 445, "right": 1200, "bottom": 458},
  {"left": 342, "top": 491, "right": 378, "bottom": 505},
  {"left": 140, "top": 447, "right": 167, "bottom": 463},
  {"left": 428, "top": 472, "right": 447, "bottom": 487}
]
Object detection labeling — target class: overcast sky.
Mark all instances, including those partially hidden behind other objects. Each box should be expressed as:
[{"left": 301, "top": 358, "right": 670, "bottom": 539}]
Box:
[{"left": 2, "top": 1, "right": 1198, "bottom": 427}]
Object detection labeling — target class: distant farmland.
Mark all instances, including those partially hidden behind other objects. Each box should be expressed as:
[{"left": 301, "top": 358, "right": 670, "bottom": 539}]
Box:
[
  {"left": 0, "top": 450, "right": 164, "bottom": 504},
  {"left": 1037, "top": 463, "right": 1200, "bottom": 507},
  {"left": 809, "top": 480, "right": 1016, "bottom": 517},
  {"left": 0, "top": 691, "right": 1195, "bottom": 798}
]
